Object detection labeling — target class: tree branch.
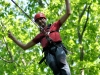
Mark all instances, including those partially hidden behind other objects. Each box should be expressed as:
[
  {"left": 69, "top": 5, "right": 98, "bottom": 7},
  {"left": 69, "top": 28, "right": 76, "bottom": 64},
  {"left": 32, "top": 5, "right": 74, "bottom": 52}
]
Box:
[
  {"left": 81, "top": 3, "right": 91, "bottom": 37},
  {"left": 78, "top": 4, "right": 87, "bottom": 44},
  {"left": 0, "top": 22, "right": 14, "bottom": 63},
  {"left": 79, "top": 3, "right": 92, "bottom": 61},
  {"left": 78, "top": 4, "right": 88, "bottom": 23},
  {"left": 0, "top": 57, "right": 14, "bottom": 63},
  {"left": 38, "top": 0, "right": 44, "bottom": 8}
]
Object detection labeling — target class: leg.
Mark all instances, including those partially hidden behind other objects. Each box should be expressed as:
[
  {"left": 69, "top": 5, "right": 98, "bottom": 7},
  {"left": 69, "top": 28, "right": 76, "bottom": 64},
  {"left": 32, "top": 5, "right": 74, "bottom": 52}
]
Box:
[
  {"left": 46, "top": 53, "right": 60, "bottom": 75},
  {"left": 60, "top": 62, "right": 71, "bottom": 75},
  {"left": 55, "top": 47, "right": 71, "bottom": 75}
]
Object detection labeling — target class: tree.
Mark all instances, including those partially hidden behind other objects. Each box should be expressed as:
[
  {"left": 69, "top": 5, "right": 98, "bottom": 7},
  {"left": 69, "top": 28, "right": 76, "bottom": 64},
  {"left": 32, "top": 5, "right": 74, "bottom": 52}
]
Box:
[{"left": 0, "top": 0, "right": 100, "bottom": 75}]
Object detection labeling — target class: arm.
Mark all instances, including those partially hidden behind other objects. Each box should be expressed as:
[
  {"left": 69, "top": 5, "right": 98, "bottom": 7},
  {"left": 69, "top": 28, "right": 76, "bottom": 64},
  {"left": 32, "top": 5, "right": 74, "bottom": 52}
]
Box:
[
  {"left": 60, "top": 0, "right": 71, "bottom": 24},
  {"left": 8, "top": 31, "right": 35, "bottom": 50}
]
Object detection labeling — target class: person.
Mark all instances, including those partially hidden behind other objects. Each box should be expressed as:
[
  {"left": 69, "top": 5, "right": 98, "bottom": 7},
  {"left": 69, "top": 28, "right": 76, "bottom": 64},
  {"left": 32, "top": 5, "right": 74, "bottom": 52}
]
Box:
[{"left": 8, "top": 0, "right": 71, "bottom": 75}]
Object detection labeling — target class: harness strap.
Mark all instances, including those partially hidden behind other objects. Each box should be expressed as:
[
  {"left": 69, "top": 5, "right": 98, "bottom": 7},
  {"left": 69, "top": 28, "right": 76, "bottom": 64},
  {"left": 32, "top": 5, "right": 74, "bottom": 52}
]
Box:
[
  {"left": 39, "top": 43, "right": 68, "bottom": 64},
  {"left": 39, "top": 24, "right": 66, "bottom": 64},
  {"left": 39, "top": 56, "right": 46, "bottom": 64}
]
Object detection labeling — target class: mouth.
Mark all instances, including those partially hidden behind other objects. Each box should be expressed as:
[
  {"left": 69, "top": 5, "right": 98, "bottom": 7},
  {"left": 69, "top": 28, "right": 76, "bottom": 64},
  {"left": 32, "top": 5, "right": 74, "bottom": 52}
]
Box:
[{"left": 41, "top": 22, "right": 46, "bottom": 27}]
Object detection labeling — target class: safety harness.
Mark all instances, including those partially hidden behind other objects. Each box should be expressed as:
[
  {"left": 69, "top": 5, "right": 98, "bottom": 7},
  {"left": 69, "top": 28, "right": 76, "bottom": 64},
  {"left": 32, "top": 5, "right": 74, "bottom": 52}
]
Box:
[{"left": 39, "top": 24, "right": 68, "bottom": 64}]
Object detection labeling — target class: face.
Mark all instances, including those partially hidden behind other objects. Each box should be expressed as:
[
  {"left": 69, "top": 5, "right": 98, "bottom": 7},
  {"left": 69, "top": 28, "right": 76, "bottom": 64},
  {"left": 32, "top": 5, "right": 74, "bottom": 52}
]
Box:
[{"left": 35, "top": 17, "right": 46, "bottom": 28}]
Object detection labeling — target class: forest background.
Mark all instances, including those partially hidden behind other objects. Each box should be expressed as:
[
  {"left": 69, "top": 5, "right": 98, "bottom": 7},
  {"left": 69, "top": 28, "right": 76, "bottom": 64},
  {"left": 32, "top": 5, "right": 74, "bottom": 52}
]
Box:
[{"left": 0, "top": 0, "right": 100, "bottom": 75}]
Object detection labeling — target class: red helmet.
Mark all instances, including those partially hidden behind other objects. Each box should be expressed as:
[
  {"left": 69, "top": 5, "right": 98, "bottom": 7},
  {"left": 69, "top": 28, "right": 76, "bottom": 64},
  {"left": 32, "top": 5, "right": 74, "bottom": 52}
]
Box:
[{"left": 34, "top": 13, "right": 46, "bottom": 21}]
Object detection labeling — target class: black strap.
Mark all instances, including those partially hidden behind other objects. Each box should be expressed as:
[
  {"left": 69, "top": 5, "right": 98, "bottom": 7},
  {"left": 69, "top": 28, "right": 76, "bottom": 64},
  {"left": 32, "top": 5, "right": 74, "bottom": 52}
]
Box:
[
  {"left": 39, "top": 24, "right": 60, "bottom": 64},
  {"left": 39, "top": 56, "right": 46, "bottom": 64}
]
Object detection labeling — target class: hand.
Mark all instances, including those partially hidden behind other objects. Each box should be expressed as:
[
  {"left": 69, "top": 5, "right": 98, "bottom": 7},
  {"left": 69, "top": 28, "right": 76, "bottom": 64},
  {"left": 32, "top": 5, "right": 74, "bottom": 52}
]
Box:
[
  {"left": 8, "top": 30, "right": 13, "bottom": 39},
  {"left": 45, "top": 32, "right": 49, "bottom": 37}
]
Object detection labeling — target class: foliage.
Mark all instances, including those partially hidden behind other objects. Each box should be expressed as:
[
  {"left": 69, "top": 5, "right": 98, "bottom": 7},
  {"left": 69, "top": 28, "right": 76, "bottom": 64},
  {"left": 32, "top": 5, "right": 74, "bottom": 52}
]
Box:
[{"left": 0, "top": 0, "right": 100, "bottom": 75}]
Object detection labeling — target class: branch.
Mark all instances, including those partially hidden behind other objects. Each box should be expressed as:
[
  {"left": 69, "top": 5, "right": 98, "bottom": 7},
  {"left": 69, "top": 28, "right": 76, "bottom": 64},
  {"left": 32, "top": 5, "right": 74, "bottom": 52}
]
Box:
[
  {"left": 0, "top": 22, "right": 14, "bottom": 63},
  {"left": 80, "top": 47, "right": 84, "bottom": 61},
  {"left": 79, "top": 3, "right": 92, "bottom": 61},
  {"left": 81, "top": 3, "right": 92, "bottom": 37},
  {"left": 78, "top": 4, "right": 87, "bottom": 44},
  {"left": 38, "top": 0, "right": 45, "bottom": 8},
  {"left": 45, "top": 0, "right": 49, "bottom": 6},
  {"left": 78, "top": 4, "right": 88, "bottom": 23},
  {"left": 21, "top": 57, "right": 26, "bottom": 66},
  {"left": 0, "top": 57, "right": 14, "bottom": 63},
  {"left": 2, "top": 36, "right": 14, "bottom": 61}
]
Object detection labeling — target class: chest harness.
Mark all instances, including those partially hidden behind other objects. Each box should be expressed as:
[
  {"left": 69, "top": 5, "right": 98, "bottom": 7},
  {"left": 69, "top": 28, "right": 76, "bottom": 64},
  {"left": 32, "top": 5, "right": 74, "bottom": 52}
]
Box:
[{"left": 39, "top": 24, "right": 68, "bottom": 64}]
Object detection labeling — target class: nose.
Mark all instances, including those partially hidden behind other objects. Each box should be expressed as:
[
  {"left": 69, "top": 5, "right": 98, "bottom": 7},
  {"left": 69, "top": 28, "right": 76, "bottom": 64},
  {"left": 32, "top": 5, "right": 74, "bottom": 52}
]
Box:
[{"left": 38, "top": 19, "right": 42, "bottom": 23}]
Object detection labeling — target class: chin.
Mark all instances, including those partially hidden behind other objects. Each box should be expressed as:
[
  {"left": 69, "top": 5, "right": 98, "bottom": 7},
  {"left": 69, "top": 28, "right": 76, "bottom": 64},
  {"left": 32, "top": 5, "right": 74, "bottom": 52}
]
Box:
[
  {"left": 42, "top": 24, "right": 46, "bottom": 27},
  {"left": 42, "top": 25, "right": 45, "bottom": 28}
]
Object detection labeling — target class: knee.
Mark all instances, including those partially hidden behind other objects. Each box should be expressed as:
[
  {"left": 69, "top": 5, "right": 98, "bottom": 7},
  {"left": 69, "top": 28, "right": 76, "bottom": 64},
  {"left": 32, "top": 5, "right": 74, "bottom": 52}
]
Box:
[
  {"left": 60, "top": 69, "right": 71, "bottom": 75},
  {"left": 60, "top": 64, "right": 71, "bottom": 75},
  {"left": 58, "top": 57, "right": 67, "bottom": 68}
]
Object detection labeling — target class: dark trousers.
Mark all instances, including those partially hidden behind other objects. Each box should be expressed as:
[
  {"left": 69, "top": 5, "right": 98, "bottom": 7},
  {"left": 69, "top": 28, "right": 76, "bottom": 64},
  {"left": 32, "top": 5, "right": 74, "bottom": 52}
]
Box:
[{"left": 44, "top": 44, "right": 71, "bottom": 75}]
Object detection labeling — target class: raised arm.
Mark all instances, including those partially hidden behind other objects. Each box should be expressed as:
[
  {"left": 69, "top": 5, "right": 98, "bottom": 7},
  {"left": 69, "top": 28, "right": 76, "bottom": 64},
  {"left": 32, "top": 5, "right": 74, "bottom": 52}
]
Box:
[
  {"left": 8, "top": 31, "right": 35, "bottom": 50},
  {"left": 60, "top": 0, "right": 71, "bottom": 24}
]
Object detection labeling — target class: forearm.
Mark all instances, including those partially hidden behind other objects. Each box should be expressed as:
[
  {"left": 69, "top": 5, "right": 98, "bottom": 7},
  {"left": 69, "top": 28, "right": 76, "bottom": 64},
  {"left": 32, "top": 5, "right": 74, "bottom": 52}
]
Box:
[
  {"left": 65, "top": 0, "right": 71, "bottom": 15},
  {"left": 8, "top": 31, "right": 35, "bottom": 50},
  {"left": 11, "top": 36, "right": 26, "bottom": 50},
  {"left": 60, "top": 0, "right": 71, "bottom": 24}
]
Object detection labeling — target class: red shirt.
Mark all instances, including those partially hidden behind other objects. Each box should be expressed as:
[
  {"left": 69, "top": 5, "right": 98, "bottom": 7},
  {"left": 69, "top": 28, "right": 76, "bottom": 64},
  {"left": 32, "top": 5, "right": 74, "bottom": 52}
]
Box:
[{"left": 33, "top": 20, "right": 62, "bottom": 48}]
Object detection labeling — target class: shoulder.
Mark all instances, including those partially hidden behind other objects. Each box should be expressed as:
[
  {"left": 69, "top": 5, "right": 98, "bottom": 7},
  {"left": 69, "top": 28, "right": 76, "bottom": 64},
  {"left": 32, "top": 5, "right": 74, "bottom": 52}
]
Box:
[
  {"left": 50, "top": 20, "right": 62, "bottom": 28},
  {"left": 52, "top": 20, "right": 62, "bottom": 26},
  {"left": 49, "top": 20, "right": 62, "bottom": 31},
  {"left": 35, "top": 32, "right": 44, "bottom": 38}
]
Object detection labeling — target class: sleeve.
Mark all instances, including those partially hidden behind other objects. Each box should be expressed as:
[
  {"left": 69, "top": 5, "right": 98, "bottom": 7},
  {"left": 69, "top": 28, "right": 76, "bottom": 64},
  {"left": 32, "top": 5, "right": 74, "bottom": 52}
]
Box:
[
  {"left": 50, "top": 20, "right": 62, "bottom": 32},
  {"left": 32, "top": 33, "right": 44, "bottom": 44}
]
